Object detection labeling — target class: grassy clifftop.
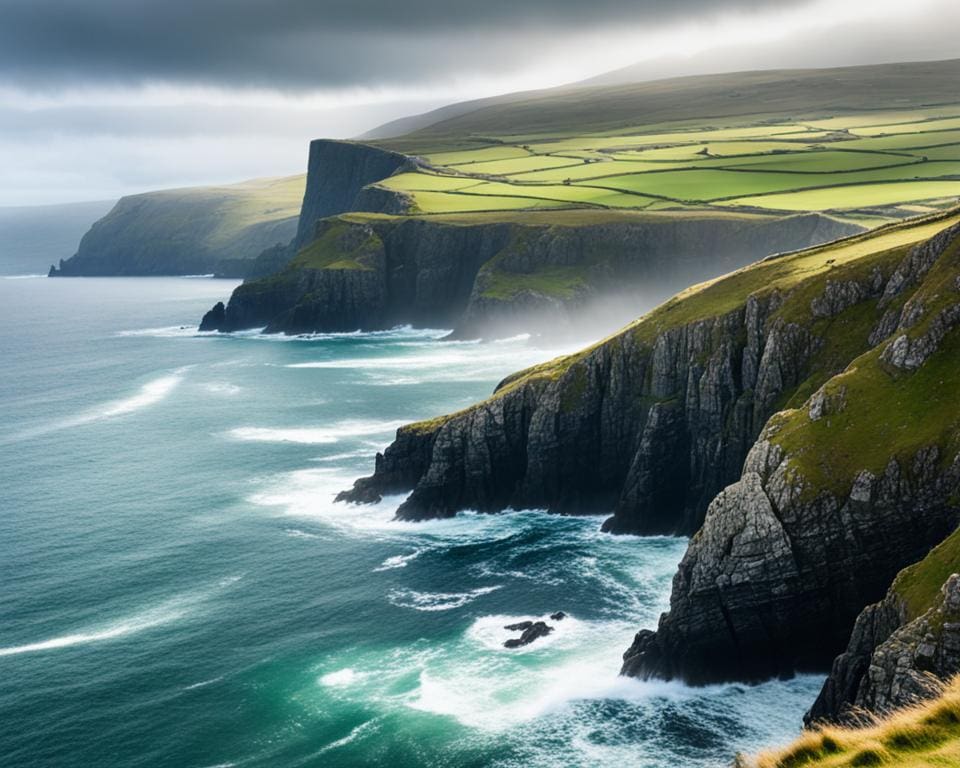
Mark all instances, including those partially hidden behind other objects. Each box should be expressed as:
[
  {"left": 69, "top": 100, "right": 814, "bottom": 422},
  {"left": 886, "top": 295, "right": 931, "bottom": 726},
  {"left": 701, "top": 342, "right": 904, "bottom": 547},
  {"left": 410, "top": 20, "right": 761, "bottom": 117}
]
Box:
[
  {"left": 460, "top": 207, "right": 960, "bottom": 423},
  {"left": 751, "top": 677, "right": 960, "bottom": 768},
  {"left": 368, "top": 61, "right": 960, "bottom": 220},
  {"left": 52, "top": 175, "right": 305, "bottom": 277}
]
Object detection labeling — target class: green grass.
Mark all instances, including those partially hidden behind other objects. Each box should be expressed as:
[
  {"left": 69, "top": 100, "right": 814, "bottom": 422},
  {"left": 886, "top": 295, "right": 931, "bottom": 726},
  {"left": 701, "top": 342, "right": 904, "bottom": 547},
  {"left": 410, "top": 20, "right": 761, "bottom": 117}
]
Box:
[
  {"left": 394, "top": 208, "right": 960, "bottom": 446},
  {"left": 448, "top": 155, "right": 584, "bottom": 175},
  {"left": 803, "top": 109, "right": 960, "bottom": 131},
  {"left": 769, "top": 329, "right": 960, "bottom": 501},
  {"left": 854, "top": 116, "right": 960, "bottom": 136},
  {"left": 767, "top": 227, "right": 960, "bottom": 501},
  {"left": 400, "top": 190, "right": 570, "bottom": 213},
  {"left": 751, "top": 678, "right": 960, "bottom": 768},
  {"left": 343, "top": 207, "right": 774, "bottom": 227},
  {"left": 524, "top": 125, "right": 823, "bottom": 154},
  {"left": 908, "top": 145, "right": 960, "bottom": 161},
  {"left": 291, "top": 219, "right": 381, "bottom": 271},
  {"left": 138, "top": 174, "right": 306, "bottom": 250},
  {"left": 725, "top": 181, "right": 960, "bottom": 212},
  {"left": 478, "top": 264, "right": 587, "bottom": 300},
  {"left": 373, "top": 98, "right": 960, "bottom": 218},
  {"left": 422, "top": 145, "right": 532, "bottom": 165},
  {"left": 839, "top": 130, "right": 960, "bottom": 152},
  {"left": 653, "top": 213, "right": 960, "bottom": 506},
  {"left": 368, "top": 62, "right": 960, "bottom": 218},
  {"left": 484, "top": 208, "right": 960, "bottom": 410},
  {"left": 625, "top": 210, "right": 960, "bottom": 340},
  {"left": 726, "top": 151, "right": 917, "bottom": 173},
  {"left": 378, "top": 172, "right": 481, "bottom": 192},
  {"left": 893, "top": 528, "right": 960, "bottom": 620}
]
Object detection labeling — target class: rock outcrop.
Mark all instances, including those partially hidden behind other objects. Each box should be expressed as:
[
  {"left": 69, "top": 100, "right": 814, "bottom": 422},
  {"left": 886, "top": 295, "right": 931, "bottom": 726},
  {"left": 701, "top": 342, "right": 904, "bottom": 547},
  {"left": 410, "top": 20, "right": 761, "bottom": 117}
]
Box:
[
  {"left": 202, "top": 211, "right": 862, "bottom": 337},
  {"left": 621, "top": 441, "right": 960, "bottom": 683},
  {"left": 198, "top": 302, "right": 226, "bottom": 332},
  {"left": 339, "top": 215, "right": 960, "bottom": 533},
  {"left": 335, "top": 211, "right": 960, "bottom": 699},
  {"left": 621, "top": 220, "right": 960, "bottom": 685},
  {"left": 293, "top": 140, "right": 410, "bottom": 248},
  {"left": 852, "top": 574, "right": 960, "bottom": 716},
  {"left": 503, "top": 621, "right": 555, "bottom": 648},
  {"left": 807, "top": 523, "right": 960, "bottom": 724}
]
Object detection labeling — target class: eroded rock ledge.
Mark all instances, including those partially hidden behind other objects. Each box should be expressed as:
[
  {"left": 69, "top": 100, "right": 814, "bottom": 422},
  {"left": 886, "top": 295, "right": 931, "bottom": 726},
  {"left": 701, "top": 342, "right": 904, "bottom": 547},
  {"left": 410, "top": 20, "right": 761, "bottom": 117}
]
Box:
[
  {"left": 338, "top": 215, "right": 960, "bottom": 698},
  {"left": 203, "top": 211, "right": 862, "bottom": 337},
  {"left": 621, "top": 440, "right": 960, "bottom": 683},
  {"left": 806, "top": 572, "right": 960, "bottom": 725},
  {"left": 340, "top": 218, "right": 960, "bottom": 536},
  {"left": 340, "top": 292, "right": 807, "bottom": 532},
  {"left": 622, "top": 221, "right": 960, "bottom": 684}
]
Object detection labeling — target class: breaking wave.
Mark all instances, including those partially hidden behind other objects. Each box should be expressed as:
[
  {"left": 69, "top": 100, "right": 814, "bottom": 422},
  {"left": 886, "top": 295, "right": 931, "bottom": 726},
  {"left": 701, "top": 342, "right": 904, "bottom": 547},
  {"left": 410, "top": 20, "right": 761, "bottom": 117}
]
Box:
[
  {"left": 387, "top": 586, "right": 502, "bottom": 612},
  {"left": 0, "top": 577, "right": 240, "bottom": 658},
  {"left": 227, "top": 419, "right": 406, "bottom": 445}
]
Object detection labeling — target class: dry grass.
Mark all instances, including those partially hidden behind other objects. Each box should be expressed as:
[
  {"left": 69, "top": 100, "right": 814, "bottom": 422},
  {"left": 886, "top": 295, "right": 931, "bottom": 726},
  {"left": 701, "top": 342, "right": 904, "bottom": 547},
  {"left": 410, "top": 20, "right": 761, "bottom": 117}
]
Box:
[{"left": 748, "top": 677, "right": 960, "bottom": 768}]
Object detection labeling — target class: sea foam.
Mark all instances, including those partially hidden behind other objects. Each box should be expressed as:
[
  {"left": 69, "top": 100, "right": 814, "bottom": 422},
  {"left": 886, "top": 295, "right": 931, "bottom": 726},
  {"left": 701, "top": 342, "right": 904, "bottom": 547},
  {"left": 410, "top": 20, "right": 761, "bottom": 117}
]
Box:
[
  {"left": 373, "top": 549, "right": 423, "bottom": 571},
  {"left": 387, "top": 586, "right": 502, "bottom": 612},
  {"left": 7, "top": 368, "right": 189, "bottom": 442},
  {"left": 227, "top": 419, "right": 406, "bottom": 445},
  {"left": 0, "top": 576, "right": 240, "bottom": 658}
]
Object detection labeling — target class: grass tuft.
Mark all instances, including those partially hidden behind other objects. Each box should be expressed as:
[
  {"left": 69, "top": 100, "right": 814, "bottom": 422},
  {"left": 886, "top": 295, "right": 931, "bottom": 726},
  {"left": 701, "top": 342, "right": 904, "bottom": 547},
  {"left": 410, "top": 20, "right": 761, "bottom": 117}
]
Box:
[
  {"left": 848, "top": 747, "right": 886, "bottom": 766},
  {"left": 754, "top": 676, "right": 960, "bottom": 768}
]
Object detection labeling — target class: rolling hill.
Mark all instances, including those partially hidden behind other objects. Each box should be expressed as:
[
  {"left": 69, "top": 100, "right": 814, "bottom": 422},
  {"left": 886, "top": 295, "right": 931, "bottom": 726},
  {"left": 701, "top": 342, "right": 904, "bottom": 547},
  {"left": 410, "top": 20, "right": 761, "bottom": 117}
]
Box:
[
  {"left": 364, "top": 60, "right": 960, "bottom": 222},
  {"left": 198, "top": 59, "right": 960, "bottom": 336},
  {"left": 50, "top": 175, "right": 306, "bottom": 278}
]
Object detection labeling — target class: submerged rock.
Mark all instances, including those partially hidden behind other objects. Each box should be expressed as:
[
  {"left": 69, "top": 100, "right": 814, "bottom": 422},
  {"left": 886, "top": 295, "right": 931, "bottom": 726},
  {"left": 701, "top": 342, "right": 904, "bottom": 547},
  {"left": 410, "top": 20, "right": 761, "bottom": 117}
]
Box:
[
  {"left": 550, "top": 611, "right": 567, "bottom": 621},
  {"left": 504, "top": 621, "right": 554, "bottom": 648}
]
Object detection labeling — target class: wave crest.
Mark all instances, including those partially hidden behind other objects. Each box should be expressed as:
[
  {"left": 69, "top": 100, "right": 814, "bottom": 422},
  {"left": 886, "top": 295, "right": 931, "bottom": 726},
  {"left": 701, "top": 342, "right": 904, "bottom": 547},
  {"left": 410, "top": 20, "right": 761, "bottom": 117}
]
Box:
[{"left": 387, "top": 586, "right": 501, "bottom": 612}]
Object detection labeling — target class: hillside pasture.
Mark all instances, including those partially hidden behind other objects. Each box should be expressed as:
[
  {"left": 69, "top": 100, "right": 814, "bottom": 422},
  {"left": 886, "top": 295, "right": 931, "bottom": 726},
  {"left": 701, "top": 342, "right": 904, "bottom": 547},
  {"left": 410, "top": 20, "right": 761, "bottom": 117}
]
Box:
[{"left": 373, "top": 104, "right": 960, "bottom": 219}]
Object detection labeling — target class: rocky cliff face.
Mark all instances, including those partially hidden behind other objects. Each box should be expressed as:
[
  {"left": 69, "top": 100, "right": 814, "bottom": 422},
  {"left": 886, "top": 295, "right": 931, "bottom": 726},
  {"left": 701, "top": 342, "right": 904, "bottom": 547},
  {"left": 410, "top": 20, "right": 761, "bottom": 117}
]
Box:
[
  {"left": 806, "top": 525, "right": 960, "bottom": 724},
  {"left": 339, "top": 215, "right": 958, "bottom": 534},
  {"left": 336, "top": 213, "right": 960, "bottom": 700},
  {"left": 210, "top": 216, "right": 514, "bottom": 333},
  {"left": 293, "top": 140, "right": 410, "bottom": 248},
  {"left": 622, "top": 221, "right": 960, "bottom": 685},
  {"left": 203, "top": 211, "right": 861, "bottom": 337},
  {"left": 622, "top": 440, "right": 960, "bottom": 684},
  {"left": 49, "top": 140, "right": 410, "bottom": 278}
]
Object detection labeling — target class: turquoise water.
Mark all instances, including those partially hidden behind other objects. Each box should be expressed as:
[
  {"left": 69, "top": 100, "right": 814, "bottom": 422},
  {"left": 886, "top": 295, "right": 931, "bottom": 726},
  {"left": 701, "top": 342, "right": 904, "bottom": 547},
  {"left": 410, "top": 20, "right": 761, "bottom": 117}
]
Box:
[{"left": 0, "top": 276, "right": 822, "bottom": 767}]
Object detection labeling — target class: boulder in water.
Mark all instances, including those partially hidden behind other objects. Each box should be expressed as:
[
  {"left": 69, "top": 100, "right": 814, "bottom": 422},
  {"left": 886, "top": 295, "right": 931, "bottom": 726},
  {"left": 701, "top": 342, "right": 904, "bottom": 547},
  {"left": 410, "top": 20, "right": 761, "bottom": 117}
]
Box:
[
  {"left": 198, "top": 301, "right": 226, "bottom": 332},
  {"left": 504, "top": 621, "right": 553, "bottom": 648}
]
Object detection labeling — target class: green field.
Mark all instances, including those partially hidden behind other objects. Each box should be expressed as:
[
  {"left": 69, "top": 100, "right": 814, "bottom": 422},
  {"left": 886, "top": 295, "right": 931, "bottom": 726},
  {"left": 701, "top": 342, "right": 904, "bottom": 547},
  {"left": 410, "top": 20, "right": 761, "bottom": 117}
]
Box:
[{"left": 372, "top": 102, "right": 960, "bottom": 219}]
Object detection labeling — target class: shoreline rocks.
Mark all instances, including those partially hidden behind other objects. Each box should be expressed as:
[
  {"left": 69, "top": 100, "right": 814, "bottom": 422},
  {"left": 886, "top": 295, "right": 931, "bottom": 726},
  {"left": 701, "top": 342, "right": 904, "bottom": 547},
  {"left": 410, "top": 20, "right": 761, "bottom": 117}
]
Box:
[{"left": 504, "top": 620, "right": 554, "bottom": 648}]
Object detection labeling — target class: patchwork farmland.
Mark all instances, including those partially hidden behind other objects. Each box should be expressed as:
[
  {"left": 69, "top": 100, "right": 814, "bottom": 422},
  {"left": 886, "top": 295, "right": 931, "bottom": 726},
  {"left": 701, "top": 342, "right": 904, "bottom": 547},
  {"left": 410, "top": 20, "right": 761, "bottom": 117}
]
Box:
[{"left": 374, "top": 107, "right": 960, "bottom": 223}]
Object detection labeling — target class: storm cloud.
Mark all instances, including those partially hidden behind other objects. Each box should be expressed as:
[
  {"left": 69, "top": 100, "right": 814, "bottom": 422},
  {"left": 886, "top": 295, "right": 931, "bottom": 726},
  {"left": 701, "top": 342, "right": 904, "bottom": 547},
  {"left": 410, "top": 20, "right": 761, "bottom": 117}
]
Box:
[
  {"left": 0, "top": 0, "right": 805, "bottom": 90},
  {"left": 0, "top": 0, "right": 957, "bottom": 205}
]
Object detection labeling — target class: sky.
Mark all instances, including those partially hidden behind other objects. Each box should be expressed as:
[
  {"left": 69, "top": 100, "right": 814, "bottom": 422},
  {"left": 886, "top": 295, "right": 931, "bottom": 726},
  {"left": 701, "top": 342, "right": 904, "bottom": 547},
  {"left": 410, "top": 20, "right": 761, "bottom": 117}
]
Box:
[{"left": 0, "top": 0, "right": 958, "bottom": 206}]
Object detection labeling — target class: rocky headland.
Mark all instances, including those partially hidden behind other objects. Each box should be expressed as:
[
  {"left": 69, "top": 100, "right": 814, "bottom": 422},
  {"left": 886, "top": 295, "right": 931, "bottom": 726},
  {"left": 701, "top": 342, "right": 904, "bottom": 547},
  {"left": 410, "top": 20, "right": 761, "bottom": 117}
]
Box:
[
  {"left": 339, "top": 209, "right": 960, "bottom": 720},
  {"left": 200, "top": 208, "right": 861, "bottom": 337}
]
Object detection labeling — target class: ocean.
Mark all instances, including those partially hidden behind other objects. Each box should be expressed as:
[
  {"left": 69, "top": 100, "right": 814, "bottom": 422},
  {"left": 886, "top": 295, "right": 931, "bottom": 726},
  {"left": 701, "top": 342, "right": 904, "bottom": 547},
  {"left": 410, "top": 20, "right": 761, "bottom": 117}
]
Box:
[{"left": 0, "top": 275, "right": 822, "bottom": 767}]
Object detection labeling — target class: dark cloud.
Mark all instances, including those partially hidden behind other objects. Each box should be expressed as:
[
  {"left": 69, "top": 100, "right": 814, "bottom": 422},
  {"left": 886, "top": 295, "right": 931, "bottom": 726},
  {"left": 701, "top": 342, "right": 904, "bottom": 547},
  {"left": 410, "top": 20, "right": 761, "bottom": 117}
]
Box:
[{"left": 0, "top": 0, "right": 800, "bottom": 90}]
